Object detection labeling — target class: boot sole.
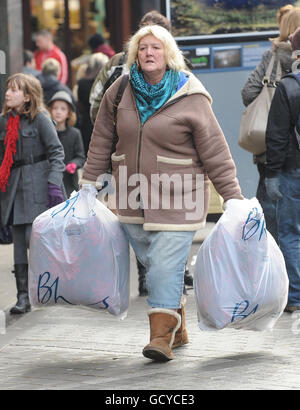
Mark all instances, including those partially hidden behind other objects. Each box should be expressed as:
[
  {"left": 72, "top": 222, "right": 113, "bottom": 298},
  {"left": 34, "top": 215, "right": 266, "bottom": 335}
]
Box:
[
  {"left": 10, "top": 306, "right": 31, "bottom": 315},
  {"left": 142, "top": 347, "right": 173, "bottom": 362}
]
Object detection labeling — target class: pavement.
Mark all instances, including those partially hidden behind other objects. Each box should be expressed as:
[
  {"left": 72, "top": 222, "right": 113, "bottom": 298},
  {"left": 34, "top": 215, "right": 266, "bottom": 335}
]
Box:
[{"left": 1, "top": 223, "right": 300, "bottom": 391}]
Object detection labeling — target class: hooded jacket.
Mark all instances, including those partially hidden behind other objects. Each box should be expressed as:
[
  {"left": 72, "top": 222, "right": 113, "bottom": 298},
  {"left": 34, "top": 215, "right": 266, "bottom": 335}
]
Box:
[{"left": 81, "top": 71, "right": 242, "bottom": 231}]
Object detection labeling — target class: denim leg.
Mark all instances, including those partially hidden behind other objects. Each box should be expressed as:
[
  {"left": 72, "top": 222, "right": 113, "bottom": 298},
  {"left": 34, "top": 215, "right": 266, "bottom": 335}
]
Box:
[
  {"left": 121, "top": 223, "right": 195, "bottom": 309},
  {"left": 277, "top": 170, "right": 300, "bottom": 306},
  {"left": 256, "top": 164, "right": 278, "bottom": 243},
  {"left": 121, "top": 223, "right": 149, "bottom": 269}
]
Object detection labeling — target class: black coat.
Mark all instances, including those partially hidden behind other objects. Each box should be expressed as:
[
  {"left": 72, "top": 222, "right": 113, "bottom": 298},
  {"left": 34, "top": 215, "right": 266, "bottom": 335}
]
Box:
[
  {"left": 37, "top": 74, "right": 75, "bottom": 106},
  {"left": 77, "top": 77, "right": 94, "bottom": 155},
  {"left": 266, "top": 74, "right": 300, "bottom": 177},
  {"left": 57, "top": 126, "right": 85, "bottom": 197}
]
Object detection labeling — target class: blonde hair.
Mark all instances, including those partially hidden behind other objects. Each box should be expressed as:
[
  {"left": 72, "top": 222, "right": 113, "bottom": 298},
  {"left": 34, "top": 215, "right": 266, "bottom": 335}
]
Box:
[
  {"left": 277, "top": 4, "right": 294, "bottom": 25},
  {"left": 279, "top": 7, "right": 300, "bottom": 41},
  {"left": 42, "top": 58, "right": 61, "bottom": 77},
  {"left": 126, "top": 25, "right": 185, "bottom": 72},
  {"left": 85, "top": 52, "right": 109, "bottom": 79},
  {"left": 2, "top": 73, "right": 44, "bottom": 121}
]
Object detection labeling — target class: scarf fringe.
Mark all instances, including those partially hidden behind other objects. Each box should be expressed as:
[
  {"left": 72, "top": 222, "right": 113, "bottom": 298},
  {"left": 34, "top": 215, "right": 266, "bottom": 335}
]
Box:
[{"left": 0, "top": 114, "right": 20, "bottom": 192}]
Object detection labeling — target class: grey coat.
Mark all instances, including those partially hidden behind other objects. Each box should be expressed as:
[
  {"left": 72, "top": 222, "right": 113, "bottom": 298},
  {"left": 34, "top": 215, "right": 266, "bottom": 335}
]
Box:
[
  {"left": 241, "top": 40, "right": 293, "bottom": 107},
  {"left": 0, "top": 110, "right": 65, "bottom": 225}
]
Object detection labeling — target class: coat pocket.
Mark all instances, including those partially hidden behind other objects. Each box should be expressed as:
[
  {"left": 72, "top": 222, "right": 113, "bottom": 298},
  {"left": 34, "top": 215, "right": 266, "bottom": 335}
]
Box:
[
  {"left": 156, "top": 155, "right": 197, "bottom": 209},
  {"left": 156, "top": 155, "right": 195, "bottom": 182},
  {"left": 111, "top": 152, "right": 126, "bottom": 173},
  {"left": 22, "top": 128, "right": 38, "bottom": 138},
  {"left": 111, "top": 152, "right": 126, "bottom": 163}
]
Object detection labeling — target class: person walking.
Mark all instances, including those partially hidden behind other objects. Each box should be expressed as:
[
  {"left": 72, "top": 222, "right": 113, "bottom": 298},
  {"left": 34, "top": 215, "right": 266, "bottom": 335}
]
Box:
[
  {"left": 264, "top": 27, "right": 300, "bottom": 313},
  {"left": 23, "top": 50, "right": 40, "bottom": 78},
  {"left": 88, "top": 33, "right": 116, "bottom": 59},
  {"left": 241, "top": 5, "right": 300, "bottom": 243},
  {"left": 34, "top": 29, "right": 69, "bottom": 85},
  {"left": 80, "top": 25, "right": 243, "bottom": 361},
  {"left": 47, "top": 91, "right": 85, "bottom": 198},
  {"left": 0, "top": 73, "right": 65, "bottom": 314},
  {"left": 77, "top": 53, "right": 108, "bottom": 156},
  {"left": 88, "top": 10, "right": 194, "bottom": 292},
  {"left": 36, "top": 58, "right": 75, "bottom": 106}
]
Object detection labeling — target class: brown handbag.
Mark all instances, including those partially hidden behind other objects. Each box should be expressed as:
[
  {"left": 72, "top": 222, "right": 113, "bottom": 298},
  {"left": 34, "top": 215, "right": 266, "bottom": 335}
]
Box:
[{"left": 239, "top": 54, "right": 282, "bottom": 155}]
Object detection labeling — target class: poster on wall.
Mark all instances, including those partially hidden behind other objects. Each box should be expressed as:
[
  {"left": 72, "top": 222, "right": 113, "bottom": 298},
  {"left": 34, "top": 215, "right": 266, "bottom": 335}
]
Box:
[{"left": 165, "top": 0, "right": 300, "bottom": 40}]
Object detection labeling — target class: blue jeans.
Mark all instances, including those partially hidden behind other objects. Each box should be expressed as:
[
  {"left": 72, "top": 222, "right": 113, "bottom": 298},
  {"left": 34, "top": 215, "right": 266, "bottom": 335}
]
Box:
[
  {"left": 121, "top": 223, "right": 195, "bottom": 309},
  {"left": 277, "top": 169, "right": 300, "bottom": 306}
]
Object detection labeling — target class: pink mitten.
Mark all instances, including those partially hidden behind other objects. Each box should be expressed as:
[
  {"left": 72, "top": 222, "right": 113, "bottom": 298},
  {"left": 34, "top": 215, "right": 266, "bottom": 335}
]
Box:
[{"left": 65, "top": 162, "right": 77, "bottom": 174}]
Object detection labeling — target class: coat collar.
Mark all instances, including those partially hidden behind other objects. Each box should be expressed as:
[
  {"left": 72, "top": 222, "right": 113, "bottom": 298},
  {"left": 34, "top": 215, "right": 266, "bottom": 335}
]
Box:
[{"left": 168, "top": 70, "right": 213, "bottom": 105}]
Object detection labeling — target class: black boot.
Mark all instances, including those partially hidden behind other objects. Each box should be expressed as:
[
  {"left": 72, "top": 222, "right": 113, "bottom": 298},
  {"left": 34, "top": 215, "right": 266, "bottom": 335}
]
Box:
[
  {"left": 184, "top": 265, "right": 193, "bottom": 287},
  {"left": 137, "top": 258, "right": 148, "bottom": 296},
  {"left": 10, "top": 264, "right": 31, "bottom": 314}
]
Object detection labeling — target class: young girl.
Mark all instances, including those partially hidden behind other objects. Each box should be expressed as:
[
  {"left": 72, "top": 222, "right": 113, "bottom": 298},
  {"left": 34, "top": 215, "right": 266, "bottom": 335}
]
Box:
[
  {"left": 47, "top": 91, "right": 85, "bottom": 197},
  {"left": 0, "top": 73, "right": 65, "bottom": 314}
]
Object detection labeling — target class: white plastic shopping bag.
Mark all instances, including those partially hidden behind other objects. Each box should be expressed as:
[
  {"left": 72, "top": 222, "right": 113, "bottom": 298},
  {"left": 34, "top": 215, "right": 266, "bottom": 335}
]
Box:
[
  {"left": 29, "top": 185, "right": 130, "bottom": 318},
  {"left": 194, "top": 198, "right": 288, "bottom": 331}
]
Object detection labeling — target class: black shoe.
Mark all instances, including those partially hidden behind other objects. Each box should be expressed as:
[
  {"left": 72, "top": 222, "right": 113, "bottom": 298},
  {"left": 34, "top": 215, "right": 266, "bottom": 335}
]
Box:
[
  {"left": 10, "top": 263, "right": 31, "bottom": 315},
  {"left": 184, "top": 268, "right": 193, "bottom": 287}
]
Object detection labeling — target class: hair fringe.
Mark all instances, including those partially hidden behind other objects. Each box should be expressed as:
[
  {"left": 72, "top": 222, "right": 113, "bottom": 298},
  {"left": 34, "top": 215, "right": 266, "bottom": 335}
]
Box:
[{"left": 2, "top": 73, "right": 44, "bottom": 122}]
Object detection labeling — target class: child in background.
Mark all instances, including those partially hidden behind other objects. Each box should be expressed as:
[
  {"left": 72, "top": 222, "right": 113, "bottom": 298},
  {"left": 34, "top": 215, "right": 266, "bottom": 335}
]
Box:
[
  {"left": 0, "top": 73, "right": 65, "bottom": 314},
  {"left": 47, "top": 91, "right": 85, "bottom": 197}
]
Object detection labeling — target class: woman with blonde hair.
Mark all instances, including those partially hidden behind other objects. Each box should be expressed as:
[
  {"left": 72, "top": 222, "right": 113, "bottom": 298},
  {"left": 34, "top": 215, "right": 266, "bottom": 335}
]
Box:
[
  {"left": 241, "top": 5, "right": 300, "bottom": 244},
  {"left": 0, "top": 73, "right": 65, "bottom": 314},
  {"left": 81, "top": 25, "right": 243, "bottom": 362}
]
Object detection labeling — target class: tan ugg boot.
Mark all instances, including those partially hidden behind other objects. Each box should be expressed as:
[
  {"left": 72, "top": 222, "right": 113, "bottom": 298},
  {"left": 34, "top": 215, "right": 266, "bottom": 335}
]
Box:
[
  {"left": 173, "top": 296, "right": 189, "bottom": 348},
  {"left": 143, "top": 309, "right": 181, "bottom": 361}
]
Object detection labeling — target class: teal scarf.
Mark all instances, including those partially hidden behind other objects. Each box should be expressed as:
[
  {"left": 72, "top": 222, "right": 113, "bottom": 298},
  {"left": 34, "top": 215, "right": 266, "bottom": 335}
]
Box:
[{"left": 130, "top": 63, "right": 180, "bottom": 124}]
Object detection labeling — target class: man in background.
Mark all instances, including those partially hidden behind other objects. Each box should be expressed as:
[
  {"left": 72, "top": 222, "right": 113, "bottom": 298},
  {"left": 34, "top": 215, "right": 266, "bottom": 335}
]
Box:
[{"left": 34, "top": 29, "right": 69, "bottom": 85}]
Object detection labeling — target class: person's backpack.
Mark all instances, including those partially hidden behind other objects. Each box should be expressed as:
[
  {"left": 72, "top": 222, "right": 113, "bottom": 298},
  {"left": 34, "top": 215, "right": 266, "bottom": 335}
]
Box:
[
  {"left": 111, "top": 74, "right": 129, "bottom": 155},
  {"left": 102, "top": 52, "right": 127, "bottom": 96}
]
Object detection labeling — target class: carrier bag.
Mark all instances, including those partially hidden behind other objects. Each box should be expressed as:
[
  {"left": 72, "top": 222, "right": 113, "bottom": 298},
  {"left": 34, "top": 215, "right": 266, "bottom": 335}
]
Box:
[
  {"left": 238, "top": 54, "right": 281, "bottom": 155},
  {"left": 28, "top": 184, "right": 130, "bottom": 318},
  {"left": 194, "top": 197, "right": 288, "bottom": 331}
]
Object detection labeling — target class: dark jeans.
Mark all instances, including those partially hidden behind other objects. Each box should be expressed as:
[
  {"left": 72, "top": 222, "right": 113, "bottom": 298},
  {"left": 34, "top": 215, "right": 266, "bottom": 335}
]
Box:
[
  {"left": 277, "top": 169, "right": 300, "bottom": 306},
  {"left": 256, "top": 163, "right": 278, "bottom": 243}
]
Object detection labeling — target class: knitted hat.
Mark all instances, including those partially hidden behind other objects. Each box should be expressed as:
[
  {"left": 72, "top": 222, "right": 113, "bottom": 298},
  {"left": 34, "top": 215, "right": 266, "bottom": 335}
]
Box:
[
  {"left": 48, "top": 90, "right": 75, "bottom": 111},
  {"left": 289, "top": 27, "right": 300, "bottom": 51}
]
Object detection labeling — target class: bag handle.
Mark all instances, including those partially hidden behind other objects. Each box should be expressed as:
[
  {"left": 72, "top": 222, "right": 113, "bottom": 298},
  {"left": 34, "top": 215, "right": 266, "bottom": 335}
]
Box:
[{"left": 263, "top": 53, "right": 282, "bottom": 86}]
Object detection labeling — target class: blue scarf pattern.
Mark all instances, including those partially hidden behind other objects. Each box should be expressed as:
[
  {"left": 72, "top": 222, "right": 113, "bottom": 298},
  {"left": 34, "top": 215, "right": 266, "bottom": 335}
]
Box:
[{"left": 130, "top": 63, "right": 180, "bottom": 124}]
